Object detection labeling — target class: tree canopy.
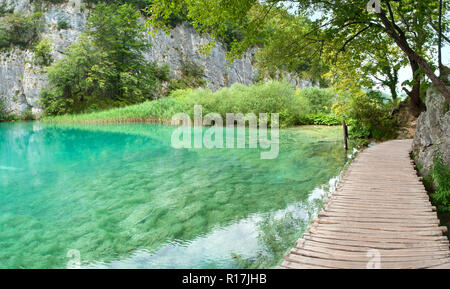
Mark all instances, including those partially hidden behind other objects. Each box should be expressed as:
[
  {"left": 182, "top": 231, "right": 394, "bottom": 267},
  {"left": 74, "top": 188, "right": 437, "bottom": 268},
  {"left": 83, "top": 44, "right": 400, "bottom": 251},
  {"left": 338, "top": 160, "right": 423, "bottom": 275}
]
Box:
[{"left": 146, "top": 0, "right": 450, "bottom": 110}]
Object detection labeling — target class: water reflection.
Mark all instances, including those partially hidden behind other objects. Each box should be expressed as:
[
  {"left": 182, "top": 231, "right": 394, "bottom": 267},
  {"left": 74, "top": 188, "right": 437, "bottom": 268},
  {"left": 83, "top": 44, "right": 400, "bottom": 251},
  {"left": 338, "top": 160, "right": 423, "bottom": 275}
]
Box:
[{"left": 0, "top": 122, "right": 352, "bottom": 268}]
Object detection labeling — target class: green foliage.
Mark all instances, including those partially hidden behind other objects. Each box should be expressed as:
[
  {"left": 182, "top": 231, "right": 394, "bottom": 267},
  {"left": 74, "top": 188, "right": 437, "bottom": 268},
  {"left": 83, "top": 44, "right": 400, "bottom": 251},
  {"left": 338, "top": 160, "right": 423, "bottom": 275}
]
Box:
[
  {"left": 44, "top": 97, "right": 185, "bottom": 123},
  {"left": 44, "top": 81, "right": 307, "bottom": 126},
  {"left": 0, "top": 97, "right": 9, "bottom": 121},
  {"left": 0, "top": 12, "right": 44, "bottom": 49},
  {"left": 296, "top": 87, "right": 336, "bottom": 114},
  {"left": 147, "top": 0, "right": 449, "bottom": 111},
  {"left": 33, "top": 39, "right": 53, "bottom": 66},
  {"left": 0, "top": 3, "right": 14, "bottom": 16},
  {"left": 300, "top": 113, "right": 341, "bottom": 126},
  {"left": 170, "top": 80, "right": 306, "bottom": 127},
  {"left": 20, "top": 109, "right": 35, "bottom": 121},
  {"left": 57, "top": 17, "right": 71, "bottom": 30},
  {"left": 84, "top": 0, "right": 151, "bottom": 10},
  {"left": 347, "top": 91, "right": 398, "bottom": 140},
  {"left": 219, "top": 21, "right": 245, "bottom": 52},
  {"left": 254, "top": 8, "right": 328, "bottom": 84},
  {"left": 43, "top": 80, "right": 351, "bottom": 128},
  {"left": 430, "top": 152, "right": 450, "bottom": 211},
  {"left": 41, "top": 4, "right": 169, "bottom": 115}
]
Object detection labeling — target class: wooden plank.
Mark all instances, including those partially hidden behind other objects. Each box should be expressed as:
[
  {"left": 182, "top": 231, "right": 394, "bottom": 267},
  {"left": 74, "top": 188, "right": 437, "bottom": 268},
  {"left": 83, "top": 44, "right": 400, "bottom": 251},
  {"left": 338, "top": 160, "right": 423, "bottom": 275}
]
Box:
[
  {"left": 303, "top": 232, "right": 449, "bottom": 245},
  {"left": 285, "top": 253, "right": 450, "bottom": 269},
  {"left": 316, "top": 218, "right": 441, "bottom": 228},
  {"left": 427, "top": 263, "right": 450, "bottom": 269},
  {"left": 299, "top": 242, "right": 449, "bottom": 257},
  {"left": 298, "top": 239, "right": 450, "bottom": 254},
  {"left": 281, "top": 260, "right": 331, "bottom": 269},
  {"left": 308, "top": 229, "right": 447, "bottom": 242},
  {"left": 290, "top": 248, "right": 449, "bottom": 263},
  {"left": 281, "top": 140, "right": 450, "bottom": 269},
  {"left": 317, "top": 216, "right": 440, "bottom": 226},
  {"left": 319, "top": 210, "right": 437, "bottom": 221},
  {"left": 310, "top": 224, "right": 447, "bottom": 236},
  {"left": 324, "top": 204, "right": 434, "bottom": 213},
  {"left": 326, "top": 202, "right": 434, "bottom": 211}
]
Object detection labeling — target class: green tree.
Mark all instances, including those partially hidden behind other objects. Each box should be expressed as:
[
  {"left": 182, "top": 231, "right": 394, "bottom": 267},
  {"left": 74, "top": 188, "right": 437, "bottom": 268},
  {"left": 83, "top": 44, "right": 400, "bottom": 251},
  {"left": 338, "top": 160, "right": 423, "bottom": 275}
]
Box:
[
  {"left": 41, "top": 4, "right": 169, "bottom": 115},
  {"left": 329, "top": 35, "right": 407, "bottom": 106},
  {"left": 253, "top": 7, "right": 328, "bottom": 85},
  {"left": 146, "top": 0, "right": 450, "bottom": 111},
  {"left": 86, "top": 3, "right": 153, "bottom": 102}
]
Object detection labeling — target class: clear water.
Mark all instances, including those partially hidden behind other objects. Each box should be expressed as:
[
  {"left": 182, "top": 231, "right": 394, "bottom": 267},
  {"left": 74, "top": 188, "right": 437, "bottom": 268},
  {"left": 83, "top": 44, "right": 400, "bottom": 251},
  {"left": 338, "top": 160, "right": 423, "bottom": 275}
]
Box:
[{"left": 0, "top": 122, "right": 351, "bottom": 269}]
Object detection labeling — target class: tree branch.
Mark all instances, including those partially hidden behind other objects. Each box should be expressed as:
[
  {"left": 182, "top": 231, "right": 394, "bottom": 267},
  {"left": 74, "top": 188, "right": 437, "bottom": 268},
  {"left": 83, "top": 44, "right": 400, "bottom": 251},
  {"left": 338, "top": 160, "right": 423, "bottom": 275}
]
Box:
[{"left": 338, "top": 24, "right": 372, "bottom": 53}]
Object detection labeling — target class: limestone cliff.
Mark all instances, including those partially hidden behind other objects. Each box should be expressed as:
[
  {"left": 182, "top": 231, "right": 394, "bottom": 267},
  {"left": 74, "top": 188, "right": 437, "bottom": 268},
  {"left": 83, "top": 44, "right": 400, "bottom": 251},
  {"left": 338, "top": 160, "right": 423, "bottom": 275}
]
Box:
[
  {"left": 0, "top": 0, "right": 273, "bottom": 117},
  {"left": 412, "top": 77, "right": 450, "bottom": 176}
]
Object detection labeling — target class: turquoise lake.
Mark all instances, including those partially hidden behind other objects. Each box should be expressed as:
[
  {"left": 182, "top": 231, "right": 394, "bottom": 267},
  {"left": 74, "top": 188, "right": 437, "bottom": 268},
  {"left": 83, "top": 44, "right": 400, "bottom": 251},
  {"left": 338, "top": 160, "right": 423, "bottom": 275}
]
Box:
[{"left": 0, "top": 122, "right": 352, "bottom": 269}]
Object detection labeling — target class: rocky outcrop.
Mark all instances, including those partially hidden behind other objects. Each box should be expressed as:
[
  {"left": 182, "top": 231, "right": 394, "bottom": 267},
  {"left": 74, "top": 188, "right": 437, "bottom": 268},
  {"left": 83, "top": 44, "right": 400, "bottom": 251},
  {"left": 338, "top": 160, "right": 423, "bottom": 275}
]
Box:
[
  {"left": 412, "top": 77, "right": 450, "bottom": 176},
  {"left": 1, "top": 0, "right": 295, "bottom": 117}
]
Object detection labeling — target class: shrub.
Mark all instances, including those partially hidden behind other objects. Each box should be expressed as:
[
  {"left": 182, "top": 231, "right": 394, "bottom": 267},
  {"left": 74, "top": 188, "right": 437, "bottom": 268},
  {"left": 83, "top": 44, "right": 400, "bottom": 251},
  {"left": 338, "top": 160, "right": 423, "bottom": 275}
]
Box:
[
  {"left": 430, "top": 152, "right": 450, "bottom": 211},
  {"left": 170, "top": 80, "right": 306, "bottom": 127},
  {"left": 33, "top": 39, "right": 53, "bottom": 66},
  {"left": 0, "top": 12, "right": 43, "bottom": 49},
  {"left": 0, "top": 96, "right": 9, "bottom": 120},
  {"left": 44, "top": 97, "right": 185, "bottom": 123},
  {"left": 348, "top": 91, "right": 397, "bottom": 140},
  {"left": 300, "top": 113, "right": 341, "bottom": 126},
  {"left": 44, "top": 81, "right": 309, "bottom": 126},
  {"left": 296, "top": 87, "right": 337, "bottom": 114},
  {"left": 57, "top": 17, "right": 71, "bottom": 30},
  {"left": 21, "top": 108, "right": 35, "bottom": 121},
  {"left": 0, "top": 3, "right": 14, "bottom": 16}
]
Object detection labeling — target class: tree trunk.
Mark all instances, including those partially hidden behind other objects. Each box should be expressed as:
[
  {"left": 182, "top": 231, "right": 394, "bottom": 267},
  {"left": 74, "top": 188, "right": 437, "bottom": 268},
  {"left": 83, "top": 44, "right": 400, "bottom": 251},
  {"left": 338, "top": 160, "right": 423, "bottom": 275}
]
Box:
[
  {"left": 377, "top": 10, "right": 450, "bottom": 105},
  {"left": 404, "top": 59, "right": 425, "bottom": 116}
]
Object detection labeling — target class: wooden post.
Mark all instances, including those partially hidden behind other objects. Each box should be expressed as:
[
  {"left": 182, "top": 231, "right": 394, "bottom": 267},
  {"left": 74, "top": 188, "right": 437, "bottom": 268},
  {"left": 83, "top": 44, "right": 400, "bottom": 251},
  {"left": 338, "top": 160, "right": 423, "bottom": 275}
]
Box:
[{"left": 343, "top": 120, "right": 348, "bottom": 151}]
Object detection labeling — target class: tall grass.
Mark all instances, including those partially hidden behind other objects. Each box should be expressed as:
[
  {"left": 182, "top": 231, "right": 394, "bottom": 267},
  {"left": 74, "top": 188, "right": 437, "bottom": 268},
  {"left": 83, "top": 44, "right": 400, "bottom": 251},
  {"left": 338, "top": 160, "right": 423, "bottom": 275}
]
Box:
[
  {"left": 43, "top": 80, "right": 348, "bottom": 128},
  {"left": 44, "top": 81, "right": 320, "bottom": 127},
  {"left": 44, "top": 97, "right": 185, "bottom": 124}
]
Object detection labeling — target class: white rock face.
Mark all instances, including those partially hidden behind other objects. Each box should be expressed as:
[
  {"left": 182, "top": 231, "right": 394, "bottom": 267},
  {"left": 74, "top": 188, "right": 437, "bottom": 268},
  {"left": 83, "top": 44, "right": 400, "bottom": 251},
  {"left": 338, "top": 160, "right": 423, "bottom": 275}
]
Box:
[
  {"left": 412, "top": 79, "right": 450, "bottom": 176},
  {"left": 0, "top": 0, "right": 88, "bottom": 116},
  {"left": 146, "top": 24, "right": 258, "bottom": 90},
  {"left": 0, "top": 1, "right": 310, "bottom": 117}
]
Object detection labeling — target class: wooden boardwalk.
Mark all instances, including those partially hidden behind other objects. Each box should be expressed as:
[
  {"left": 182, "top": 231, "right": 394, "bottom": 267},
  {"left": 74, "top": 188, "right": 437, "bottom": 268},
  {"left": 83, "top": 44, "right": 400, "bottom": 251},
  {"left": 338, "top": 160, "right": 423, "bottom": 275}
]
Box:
[{"left": 281, "top": 139, "right": 450, "bottom": 269}]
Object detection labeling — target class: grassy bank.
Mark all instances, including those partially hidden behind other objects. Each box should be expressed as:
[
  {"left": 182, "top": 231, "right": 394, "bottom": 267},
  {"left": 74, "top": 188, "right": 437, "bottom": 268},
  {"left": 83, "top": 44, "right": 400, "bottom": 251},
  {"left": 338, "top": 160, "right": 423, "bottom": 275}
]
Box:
[
  {"left": 43, "top": 81, "right": 342, "bottom": 127},
  {"left": 43, "top": 80, "right": 398, "bottom": 143}
]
